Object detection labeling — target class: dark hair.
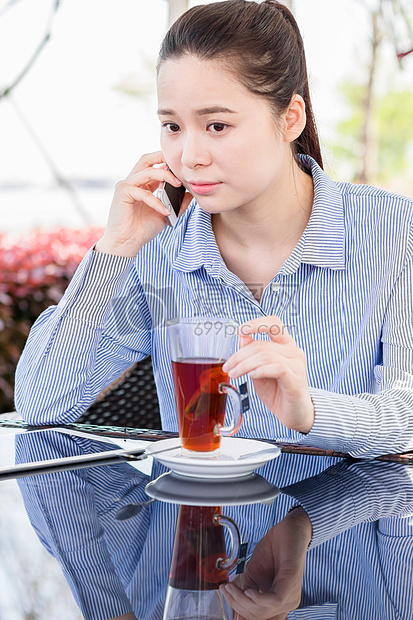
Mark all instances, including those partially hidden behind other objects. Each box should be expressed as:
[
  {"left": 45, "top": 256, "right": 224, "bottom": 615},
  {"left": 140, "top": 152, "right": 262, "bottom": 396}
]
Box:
[{"left": 157, "top": 0, "right": 323, "bottom": 171}]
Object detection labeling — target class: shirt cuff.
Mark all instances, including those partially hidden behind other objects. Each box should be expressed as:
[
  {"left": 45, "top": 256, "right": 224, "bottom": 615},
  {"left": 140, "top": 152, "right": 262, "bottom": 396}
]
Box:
[
  {"left": 298, "top": 387, "right": 375, "bottom": 455},
  {"left": 283, "top": 460, "right": 413, "bottom": 549},
  {"left": 58, "top": 245, "right": 135, "bottom": 326},
  {"left": 64, "top": 540, "right": 133, "bottom": 620},
  {"left": 288, "top": 603, "right": 338, "bottom": 619},
  {"left": 283, "top": 467, "right": 360, "bottom": 548}
]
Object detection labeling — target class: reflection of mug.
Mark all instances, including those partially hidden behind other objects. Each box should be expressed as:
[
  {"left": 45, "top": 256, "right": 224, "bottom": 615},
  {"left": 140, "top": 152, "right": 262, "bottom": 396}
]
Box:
[
  {"left": 167, "top": 318, "right": 243, "bottom": 457},
  {"left": 163, "top": 505, "right": 240, "bottom": 620}
]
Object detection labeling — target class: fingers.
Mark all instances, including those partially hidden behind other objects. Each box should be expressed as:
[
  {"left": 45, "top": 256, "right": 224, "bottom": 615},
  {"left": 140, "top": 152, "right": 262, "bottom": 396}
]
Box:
[
  {"left": 114, "top": 182, "right": 171, "bottom": 217},
  {"left": 239, "top": 333, "right": 254, "bottom": 348},
  {"left": 129, "top": 166, "right": 181, "bottom": 189},
  {"left": 222, "top": 339, "right": 302, "bottom": 380},
  {"left": 221, "top": 583, "right": 289, "bottom": 620},
  {"left": 223, "top": 315, "right": 304, "bottom": 381},
  {"left": 115, "top": 155, "right": 184, "bottom": 219},
  {"left": 238, "top": 315, "right": 292, "bottom": 344},
  {"left": 128, "top": 151, "right": 165, "bottom": 175},
  {"left": 221, "top": 582, "right": 259, "bottom": 619},
  {"left": 126, "top": 152, "right": 182, "bottom": 194},
  {"left": 123, "top": 167, "right": 181, "bottom": 198}
]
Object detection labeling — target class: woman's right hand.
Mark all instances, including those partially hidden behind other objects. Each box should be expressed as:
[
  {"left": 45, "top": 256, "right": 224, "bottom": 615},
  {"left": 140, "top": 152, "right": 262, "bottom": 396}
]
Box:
[
  {"left": 95, "top": 151, "right": 191, "bottom": 257},
  {"left": 220, "top": 507, "right": 312, "bottom": 620}
]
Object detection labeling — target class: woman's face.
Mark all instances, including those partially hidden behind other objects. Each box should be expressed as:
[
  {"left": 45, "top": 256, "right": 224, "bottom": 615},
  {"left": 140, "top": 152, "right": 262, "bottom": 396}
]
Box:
[{"left": 157, "top": 55, "right": 292, "bottom": 216}]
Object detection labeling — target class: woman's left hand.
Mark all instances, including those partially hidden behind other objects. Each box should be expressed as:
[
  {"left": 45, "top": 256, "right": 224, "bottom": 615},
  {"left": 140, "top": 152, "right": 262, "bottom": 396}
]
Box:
[{"left": 222, "top": 315, "right": 314, "bottom": 434}]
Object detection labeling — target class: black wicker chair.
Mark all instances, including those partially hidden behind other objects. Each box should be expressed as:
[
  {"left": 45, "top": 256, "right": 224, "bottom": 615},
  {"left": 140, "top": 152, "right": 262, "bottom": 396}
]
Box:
[{"left": 76, "top": 356, "right": 162, "bottom": 429}]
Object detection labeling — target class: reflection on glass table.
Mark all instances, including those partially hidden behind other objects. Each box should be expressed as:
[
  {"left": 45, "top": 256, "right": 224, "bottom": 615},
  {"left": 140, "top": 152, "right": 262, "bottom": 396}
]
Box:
[
  {"left": 6, "top": 426, "right": 413, "bottom": 620},
  {"left": 0, "top": 427, "right": 84, "bottom": 619},
  {"left": 164, "top": 504, "right": 240, "bottom": 620}
]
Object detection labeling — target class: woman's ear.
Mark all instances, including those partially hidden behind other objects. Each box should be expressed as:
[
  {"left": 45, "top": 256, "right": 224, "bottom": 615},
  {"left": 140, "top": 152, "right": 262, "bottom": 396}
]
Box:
[{"left": 283, "top": 94, "right": 306, "bottom": 143}]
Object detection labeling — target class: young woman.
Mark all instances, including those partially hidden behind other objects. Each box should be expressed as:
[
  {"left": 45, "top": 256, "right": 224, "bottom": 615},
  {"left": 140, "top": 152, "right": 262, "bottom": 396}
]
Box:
[
  {"left": 14, "top": 1, "right": 413, "bottom": 618},
  {"left": 15, "top": 0, "right": 413, "bottom": 456},
  {"left": 16, "top": 0, "right": 413, "bottom": 455}
]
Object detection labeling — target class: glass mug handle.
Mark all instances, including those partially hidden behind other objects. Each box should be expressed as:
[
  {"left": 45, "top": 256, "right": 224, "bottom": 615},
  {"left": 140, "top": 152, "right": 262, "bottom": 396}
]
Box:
[
  {"left": 213, "top": 513, "right": 241, "bottom": 571},
  {"left": 214, "top": 383, "right": 243, "bottom": 437}
]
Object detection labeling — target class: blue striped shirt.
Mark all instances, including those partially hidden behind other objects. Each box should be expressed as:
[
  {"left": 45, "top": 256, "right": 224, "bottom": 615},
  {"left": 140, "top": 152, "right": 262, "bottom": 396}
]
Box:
[
  {"left": 15, "top": 429, "right": 413, "bottom": 620},
  {"left": 15, "top": 155, "right": 413, "bottom": 457}
]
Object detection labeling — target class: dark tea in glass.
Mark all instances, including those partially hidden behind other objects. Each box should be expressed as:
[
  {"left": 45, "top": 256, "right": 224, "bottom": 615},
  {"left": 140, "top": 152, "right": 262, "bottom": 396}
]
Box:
[
  {"left": 171, "top": 359, "right": 228, "bottom": 454},
  {"left": 164, "top": 504, "right": 240, "bottom": 619},
  {"left": 169, "top": 505, "right": 229, "bottom": 591},
  {"left": 167, "top": 317, "right": 243, "bottom": 456}
]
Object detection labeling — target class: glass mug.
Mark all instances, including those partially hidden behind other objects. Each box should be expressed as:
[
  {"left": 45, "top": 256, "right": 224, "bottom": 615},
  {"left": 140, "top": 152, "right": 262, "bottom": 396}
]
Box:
[
  {"left": 163, "top": 504, "right": 240, "bottom": 620},
  {"left": 167, "top": 317, "right": 243, "bottom": 457}
]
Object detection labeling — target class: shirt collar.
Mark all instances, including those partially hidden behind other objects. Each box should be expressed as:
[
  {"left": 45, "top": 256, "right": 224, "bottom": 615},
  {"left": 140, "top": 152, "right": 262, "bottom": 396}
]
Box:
[
  {"left": 169, "top": 202, "right": 221, "bottom": 274},
  {"left": 170, "top": 155, "right": 345, "bottom": 274},
  {"left": 280, "top": 155, "right": 346, "bottom": 274}
]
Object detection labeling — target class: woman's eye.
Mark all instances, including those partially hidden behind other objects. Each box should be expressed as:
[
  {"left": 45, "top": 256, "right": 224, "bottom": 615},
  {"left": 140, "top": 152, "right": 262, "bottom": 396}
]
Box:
[
  {"left": 208, "top": 123, "right": 227, "bottom": 133},
  {"left": 162, "top": 123, "right": 180, "bottom": 133}
]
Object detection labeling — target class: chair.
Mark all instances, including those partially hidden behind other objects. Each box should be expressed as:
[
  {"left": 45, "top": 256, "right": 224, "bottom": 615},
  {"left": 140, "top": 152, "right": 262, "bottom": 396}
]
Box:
[{"left": 76, "top": 356, "right": 162, "bottom": 429}]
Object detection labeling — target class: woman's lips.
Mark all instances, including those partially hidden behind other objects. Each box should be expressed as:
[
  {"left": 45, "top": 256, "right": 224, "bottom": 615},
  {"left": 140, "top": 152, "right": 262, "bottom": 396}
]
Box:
[{"left": 188, "top": 182, "right": 222, "bottom": 195}]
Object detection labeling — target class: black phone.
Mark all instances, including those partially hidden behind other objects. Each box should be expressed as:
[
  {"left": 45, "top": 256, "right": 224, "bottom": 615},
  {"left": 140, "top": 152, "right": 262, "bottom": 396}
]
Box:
[{"left": 158, "top": 181, "right": 186, "bottom": 226}]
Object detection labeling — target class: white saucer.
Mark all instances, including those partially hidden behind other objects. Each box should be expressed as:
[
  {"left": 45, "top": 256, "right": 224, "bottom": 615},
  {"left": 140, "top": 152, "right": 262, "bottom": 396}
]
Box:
[
  {"left": 146, "top": 437, "right": 281, "bottom": 478},
  {"left": 145, "top": 470, "right": 280, "bottom": 505}
]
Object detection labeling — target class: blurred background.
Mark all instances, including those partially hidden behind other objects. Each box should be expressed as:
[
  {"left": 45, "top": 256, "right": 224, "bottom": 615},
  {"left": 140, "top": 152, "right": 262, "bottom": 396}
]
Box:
[
  {"left": 1, "top": 0, "right": 413, "bottom": 413},
  {"left": 0, "top": 3, "right": 412, "bottom": 615}
]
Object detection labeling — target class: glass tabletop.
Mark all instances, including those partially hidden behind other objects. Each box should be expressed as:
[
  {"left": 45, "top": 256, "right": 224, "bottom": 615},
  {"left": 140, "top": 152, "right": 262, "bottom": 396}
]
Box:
[{"left": 1, "top": 421, "right": 413, "bottom": 619}]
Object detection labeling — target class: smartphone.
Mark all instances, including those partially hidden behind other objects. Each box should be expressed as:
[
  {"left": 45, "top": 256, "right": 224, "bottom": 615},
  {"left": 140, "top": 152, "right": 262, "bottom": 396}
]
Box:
[{"left": 158, "top": 181, "right": 186, "bottom": 226}]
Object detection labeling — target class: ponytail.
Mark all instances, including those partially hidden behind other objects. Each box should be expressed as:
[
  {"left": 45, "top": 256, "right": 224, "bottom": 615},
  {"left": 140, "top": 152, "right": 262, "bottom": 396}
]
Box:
[{"left": 263, "top": 1, "right": 323, "bottom": 169}]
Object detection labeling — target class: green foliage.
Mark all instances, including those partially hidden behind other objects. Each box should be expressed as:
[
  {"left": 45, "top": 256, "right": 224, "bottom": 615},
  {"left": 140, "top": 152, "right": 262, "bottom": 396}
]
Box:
[
  {"left": 332, "top": 82, "right": 365, "bottom": 175},
  {"left": 377, "top": 89, "right": 413, "bottom": 179},
  {"left": 333, "top": 80, "right": 413, "bottom": 183}
]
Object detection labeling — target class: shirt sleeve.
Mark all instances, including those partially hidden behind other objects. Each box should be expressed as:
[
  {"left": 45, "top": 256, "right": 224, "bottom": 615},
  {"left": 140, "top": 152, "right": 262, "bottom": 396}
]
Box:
[
  {"left": 281, "top": 460, "right": 413, "bottom": 549},
  {"left": 303, "top": 245, "right": 413, "bottom": 457},
  {"left": 15, "top": 432, "right": 152, "bottom": 620},
  {"left": 377, "top": 512, "right": 413, "bottom": 620},
  {"left": 14, "top": 246, "right": 153, "bottom": 425},
  {"left": 283, "top": 460, "right": 413, "bottom": 619}
]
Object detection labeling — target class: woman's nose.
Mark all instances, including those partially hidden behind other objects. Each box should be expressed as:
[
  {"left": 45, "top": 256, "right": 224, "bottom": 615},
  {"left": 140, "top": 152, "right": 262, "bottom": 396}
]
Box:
[{"left": 180, "top": 135, "right": 211, "bottom": 169}]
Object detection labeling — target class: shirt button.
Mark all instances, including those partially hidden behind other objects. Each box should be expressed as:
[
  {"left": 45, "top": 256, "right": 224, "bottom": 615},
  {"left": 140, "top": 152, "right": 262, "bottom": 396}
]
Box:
[{"left": 271, "top": 282, "right": 281, "bottom": 292}]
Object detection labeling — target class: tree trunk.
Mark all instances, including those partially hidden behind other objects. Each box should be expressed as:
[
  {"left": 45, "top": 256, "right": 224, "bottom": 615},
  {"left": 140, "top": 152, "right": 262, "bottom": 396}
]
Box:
[
  {"left": 167, "top": 0, "right": 189, "bottom": 27},
  {"left": 355, "top": 6, "right": 382, "bottom": 184}
]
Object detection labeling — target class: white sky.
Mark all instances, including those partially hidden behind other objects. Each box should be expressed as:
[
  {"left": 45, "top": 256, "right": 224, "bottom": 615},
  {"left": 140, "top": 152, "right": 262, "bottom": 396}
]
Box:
[{"left": 0, "top": 0, "right": 411, "bottom": 229}]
